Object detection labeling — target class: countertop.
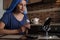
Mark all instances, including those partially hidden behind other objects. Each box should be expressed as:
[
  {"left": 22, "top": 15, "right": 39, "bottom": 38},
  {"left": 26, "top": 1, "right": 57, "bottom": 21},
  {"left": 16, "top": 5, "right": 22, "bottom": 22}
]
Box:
[
  {"left": 0, "top": 35, "right": 60, "bottom": 40},
  {"left": 0, "top": 35, "right": 23, "bottom": 39},
  {"left": 31, "top": 23, "right": 60, "bottom": 26}
]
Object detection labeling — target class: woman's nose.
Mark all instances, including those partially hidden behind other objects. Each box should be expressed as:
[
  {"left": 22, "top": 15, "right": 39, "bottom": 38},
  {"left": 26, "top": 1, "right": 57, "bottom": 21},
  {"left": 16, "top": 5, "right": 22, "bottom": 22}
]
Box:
[{"left": 22, "top": 6, "right": 25, "bottom": 11}]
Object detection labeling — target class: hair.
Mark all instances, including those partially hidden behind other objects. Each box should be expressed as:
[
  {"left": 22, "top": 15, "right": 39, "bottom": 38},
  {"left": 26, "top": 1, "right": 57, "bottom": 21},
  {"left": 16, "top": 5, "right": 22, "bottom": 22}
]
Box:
[{"left": 12, "top": 6, "right": 17, "bottom": 13}]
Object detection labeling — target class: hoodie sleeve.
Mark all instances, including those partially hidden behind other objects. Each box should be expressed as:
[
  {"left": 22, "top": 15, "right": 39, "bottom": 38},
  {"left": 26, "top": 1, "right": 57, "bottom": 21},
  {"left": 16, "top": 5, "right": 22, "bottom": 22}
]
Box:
[
  {"left": 0, "top": 13, "right": 9, "bottom": 25},
  {"left": 24, "top": 14, "right": 30, "bottom": 23}
]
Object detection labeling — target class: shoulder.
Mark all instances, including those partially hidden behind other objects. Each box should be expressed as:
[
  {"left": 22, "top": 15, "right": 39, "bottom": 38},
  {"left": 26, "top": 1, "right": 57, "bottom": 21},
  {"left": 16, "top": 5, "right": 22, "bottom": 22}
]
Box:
[{"left": 3, "top": 12, "right": 12, "bottom": 16}]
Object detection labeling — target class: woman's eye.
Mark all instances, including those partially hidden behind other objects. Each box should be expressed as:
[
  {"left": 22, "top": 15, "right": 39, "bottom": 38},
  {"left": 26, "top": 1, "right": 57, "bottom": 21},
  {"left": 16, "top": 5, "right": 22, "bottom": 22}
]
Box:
[{"left": 20, "top": 4, "right": 22, "bottom": 6}]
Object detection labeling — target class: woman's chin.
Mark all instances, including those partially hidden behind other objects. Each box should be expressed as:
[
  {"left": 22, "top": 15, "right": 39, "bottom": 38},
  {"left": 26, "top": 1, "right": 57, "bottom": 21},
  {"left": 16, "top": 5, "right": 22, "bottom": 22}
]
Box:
[{"left": 20, "top": 11, "right": 24, "bottom": 13}]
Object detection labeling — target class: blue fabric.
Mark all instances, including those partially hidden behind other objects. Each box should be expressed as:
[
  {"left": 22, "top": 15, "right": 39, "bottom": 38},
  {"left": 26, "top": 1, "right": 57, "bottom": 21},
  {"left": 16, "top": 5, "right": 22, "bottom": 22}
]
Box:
[
  {"left": 1, "top": 13, "right": 28, "bottom": 30},
  {"left": 0, "top": 0, "right": 28, "bottom": 34},
  {"left": 24, "top": 7, "right": 27, "bottom": 14}
]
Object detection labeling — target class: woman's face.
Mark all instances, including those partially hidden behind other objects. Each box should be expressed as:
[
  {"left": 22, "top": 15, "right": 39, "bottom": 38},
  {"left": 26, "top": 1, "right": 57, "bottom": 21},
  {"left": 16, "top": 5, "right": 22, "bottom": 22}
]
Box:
[{"left": 16, "top": 0, "right": 26, "bottom": 13}]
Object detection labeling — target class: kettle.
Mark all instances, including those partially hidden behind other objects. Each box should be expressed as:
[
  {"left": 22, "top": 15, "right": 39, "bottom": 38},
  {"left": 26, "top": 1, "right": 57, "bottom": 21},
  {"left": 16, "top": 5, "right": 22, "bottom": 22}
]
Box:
[{"left": 31, "top": 18, "right": 39, "bottom": 24}]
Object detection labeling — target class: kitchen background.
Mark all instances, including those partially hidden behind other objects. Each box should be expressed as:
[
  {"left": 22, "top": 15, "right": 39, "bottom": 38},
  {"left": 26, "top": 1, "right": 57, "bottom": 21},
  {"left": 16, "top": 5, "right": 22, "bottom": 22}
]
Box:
[
  {"left": 0, "top": 0, "right": 60, "bottom": 40},
  {"left": 3, "top": 0, "right": 60, "bottom": 24},
  {"left": 27, "top": 0, "right": 60, "bottom": 24}
]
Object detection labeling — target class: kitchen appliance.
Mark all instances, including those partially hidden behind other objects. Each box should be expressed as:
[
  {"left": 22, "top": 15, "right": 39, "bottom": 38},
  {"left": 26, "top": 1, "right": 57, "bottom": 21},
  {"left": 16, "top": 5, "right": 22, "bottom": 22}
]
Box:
[
  {"left": 28, "top": 17, "right": 60, "bottom": 38},
  {"left": 31, "top": 17, "right": 39, "bottom": 24},
  {"left": 42, "top": 17, "right": 51, "bottom": 40}
]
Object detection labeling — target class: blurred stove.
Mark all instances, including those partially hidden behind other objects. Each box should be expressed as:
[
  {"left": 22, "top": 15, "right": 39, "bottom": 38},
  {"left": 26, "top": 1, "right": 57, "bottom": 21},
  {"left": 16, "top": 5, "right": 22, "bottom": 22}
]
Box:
[
  {"left": 28, "top": 23, "right": 60, "bottom": 39},
  {"left": 26, "top": 34, "right": 60, "bottom": 40}
]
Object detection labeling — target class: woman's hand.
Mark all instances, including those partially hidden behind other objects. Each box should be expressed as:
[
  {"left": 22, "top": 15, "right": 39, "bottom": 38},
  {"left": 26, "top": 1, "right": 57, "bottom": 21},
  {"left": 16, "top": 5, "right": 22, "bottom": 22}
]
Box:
[
  {"left": 24, "top": 23, "right": 30, "bottom": 29},
  {"left": 18, "top": 23, "right": 30, "bottom": 34},
  {"left": 20, "top": 26, "right": 26, "bottom": 33}
]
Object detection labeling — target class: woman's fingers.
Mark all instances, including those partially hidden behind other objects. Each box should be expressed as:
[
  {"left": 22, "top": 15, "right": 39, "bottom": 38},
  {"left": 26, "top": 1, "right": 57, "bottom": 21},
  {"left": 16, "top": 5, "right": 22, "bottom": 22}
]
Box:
[
  {"left": 21, "top": 26, "right": 26, "bottom": 32},
  {"left": 24, "top": 23, "right": 30, "bottom": 29}
]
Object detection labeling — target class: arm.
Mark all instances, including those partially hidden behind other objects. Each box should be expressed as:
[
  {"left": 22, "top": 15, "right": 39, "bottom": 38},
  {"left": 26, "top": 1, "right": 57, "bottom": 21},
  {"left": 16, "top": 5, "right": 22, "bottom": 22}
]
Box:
[
  {"left": 0, "top": 22, "right": 21, "bottom": 35},
  {"left": 21, "top": 23, "right": 30, "bottom": 34},
  {"left": 24, "top": 14, "right": 31, "bottom": 29},
  {"left": 24, "top": 23, "right": 30, "bottom": 29},
  {"left": 20, "top": 14, "right": 30, "bottom": 34},
  {"left": 24, "top": 23, "right": 30, "bottom": 34}
]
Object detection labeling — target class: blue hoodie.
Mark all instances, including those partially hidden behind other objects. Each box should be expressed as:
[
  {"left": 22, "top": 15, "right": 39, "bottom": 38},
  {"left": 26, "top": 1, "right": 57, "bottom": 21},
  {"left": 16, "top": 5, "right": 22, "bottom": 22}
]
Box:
[{"left": 0, "top": 0, "right": 29, "bottom": 34}]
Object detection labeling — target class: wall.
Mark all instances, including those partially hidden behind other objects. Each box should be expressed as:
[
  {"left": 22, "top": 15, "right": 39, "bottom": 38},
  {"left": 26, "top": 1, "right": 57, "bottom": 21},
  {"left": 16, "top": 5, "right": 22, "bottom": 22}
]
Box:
[
  {"left": 0, "top": 0, "right": 12, "bottom": 18},
  {"left": 3, "top": 0, "right": 12, "bottom": 10},
  {"left": 0, "top": 0, "right": 5, "bottom": 18}
]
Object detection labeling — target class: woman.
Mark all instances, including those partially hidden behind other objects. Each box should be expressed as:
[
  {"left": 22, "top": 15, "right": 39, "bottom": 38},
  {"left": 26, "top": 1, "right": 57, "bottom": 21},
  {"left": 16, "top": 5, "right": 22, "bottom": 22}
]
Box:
[{"left": 0, "top": 0, "right": 30, "bottom": 35}]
